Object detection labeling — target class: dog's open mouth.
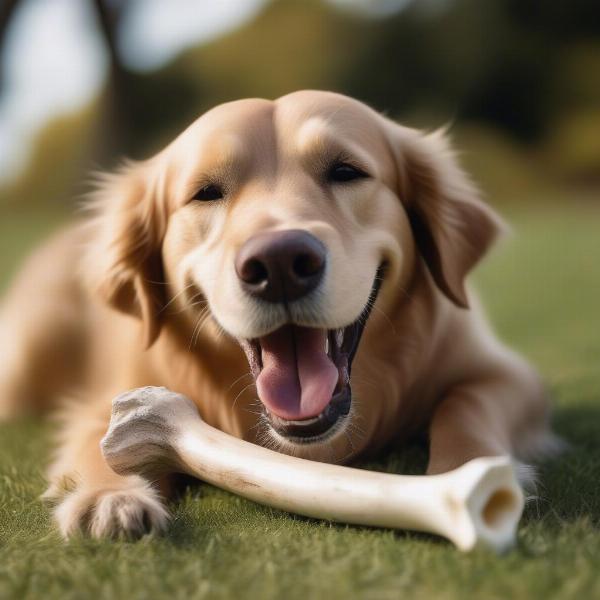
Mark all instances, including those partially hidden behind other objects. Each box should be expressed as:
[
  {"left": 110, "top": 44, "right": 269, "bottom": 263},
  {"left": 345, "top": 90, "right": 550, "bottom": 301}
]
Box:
[{"left": 239, "top": 267, "right": 384, "bottom": 443}]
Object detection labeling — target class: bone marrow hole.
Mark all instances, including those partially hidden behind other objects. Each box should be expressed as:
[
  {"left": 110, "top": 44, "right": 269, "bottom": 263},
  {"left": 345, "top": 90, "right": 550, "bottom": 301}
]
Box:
[{"left": 482, "top": 488, "right": 518, "bottom": 530}]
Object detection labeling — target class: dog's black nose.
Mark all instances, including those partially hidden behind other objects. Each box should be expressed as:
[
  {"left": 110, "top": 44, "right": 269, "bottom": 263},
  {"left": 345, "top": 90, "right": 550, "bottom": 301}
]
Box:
[{"left": 235, "top": 230, "right": 326, "bottom": 303}]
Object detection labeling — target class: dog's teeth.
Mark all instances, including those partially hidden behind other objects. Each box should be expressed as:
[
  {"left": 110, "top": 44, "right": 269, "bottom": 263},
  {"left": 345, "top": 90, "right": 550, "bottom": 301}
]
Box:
[
  {"left": 336, "top": 329, "right": 344, "bottom": 347},
  {"left": 325, "top": 336, "right": 329, "bottom": 354}
]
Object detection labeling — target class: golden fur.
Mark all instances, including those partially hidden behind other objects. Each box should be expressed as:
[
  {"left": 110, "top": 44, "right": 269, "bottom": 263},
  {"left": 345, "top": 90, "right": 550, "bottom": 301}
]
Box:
[{"left": 0, "top": 91, "right": 558, "bottom": 538}]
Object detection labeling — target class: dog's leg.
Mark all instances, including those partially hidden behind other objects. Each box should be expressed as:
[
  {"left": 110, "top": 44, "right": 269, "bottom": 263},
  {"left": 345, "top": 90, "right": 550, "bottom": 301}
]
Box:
[
  {"left": 44, "top": 398, "right": 170, "bottom": 538},
  {"left": 426, "top": 359, "right": 558, "bottom": 490}
]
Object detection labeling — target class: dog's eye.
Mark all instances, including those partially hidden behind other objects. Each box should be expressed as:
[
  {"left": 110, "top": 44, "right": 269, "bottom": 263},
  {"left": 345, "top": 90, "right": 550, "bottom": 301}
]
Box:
[
  {"left": 327, "top": 162, "right": 369, "bottom": 184},
  {"left": 192, "top": 184, "right": 224, "bottom": 201}
]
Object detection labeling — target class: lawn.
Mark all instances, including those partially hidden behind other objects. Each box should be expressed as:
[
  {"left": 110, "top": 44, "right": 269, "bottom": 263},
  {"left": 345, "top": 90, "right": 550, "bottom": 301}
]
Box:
[{"left": 0, "top": 202, "right": 599, "bottom": 599}]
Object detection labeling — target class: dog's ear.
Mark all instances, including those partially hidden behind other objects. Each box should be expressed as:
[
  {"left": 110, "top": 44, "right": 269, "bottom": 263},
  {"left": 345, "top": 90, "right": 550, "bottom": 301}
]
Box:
[
  {"left": 85, "top": 161, "right": 167, "bottom": 347},
  {"left": 387, "top": 124, "right": 506, "bottom": 308}
]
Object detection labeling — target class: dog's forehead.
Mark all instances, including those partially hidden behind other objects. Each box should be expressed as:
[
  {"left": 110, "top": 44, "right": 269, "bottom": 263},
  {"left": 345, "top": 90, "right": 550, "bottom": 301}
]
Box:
[
  {"left": 275, "top": 90, "right": 379, "bottom": 125},
  {"left": 178, "top": 92, "right": 383, "bottom": 152},
  {"left": 179, "top": 98, "right": 274, "bottom": 145},
  {"left": 277, "top": 92, "right": 385, "bottom": 153}
]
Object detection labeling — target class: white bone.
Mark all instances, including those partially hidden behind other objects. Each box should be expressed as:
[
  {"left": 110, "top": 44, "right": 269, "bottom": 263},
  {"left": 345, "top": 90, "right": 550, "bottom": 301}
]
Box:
[{"left": 101, "top": 386, "right": 524, "bottom": 552}]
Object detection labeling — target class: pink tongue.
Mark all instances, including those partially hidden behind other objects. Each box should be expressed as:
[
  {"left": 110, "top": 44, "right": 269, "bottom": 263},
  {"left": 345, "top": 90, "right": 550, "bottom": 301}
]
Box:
[{"left": 256, "top": 326, "right": 338, "bottom": 420}]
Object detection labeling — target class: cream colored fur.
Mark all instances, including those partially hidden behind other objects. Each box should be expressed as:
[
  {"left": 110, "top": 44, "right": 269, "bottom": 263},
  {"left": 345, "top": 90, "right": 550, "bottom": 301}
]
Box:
[{"left": 0, "top": 91, "right": 557, "bottom": 538}]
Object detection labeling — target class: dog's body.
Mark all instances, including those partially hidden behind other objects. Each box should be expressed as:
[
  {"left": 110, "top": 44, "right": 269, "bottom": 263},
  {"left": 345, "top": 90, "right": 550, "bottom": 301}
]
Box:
[{"left": 0, "top": 91, "right": 556, "bottom": 537}]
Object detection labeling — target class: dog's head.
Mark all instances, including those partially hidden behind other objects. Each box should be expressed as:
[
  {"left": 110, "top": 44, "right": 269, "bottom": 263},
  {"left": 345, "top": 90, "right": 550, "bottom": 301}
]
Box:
[{"left": 89, "top": 91, "right": 503, "bottom": 460}]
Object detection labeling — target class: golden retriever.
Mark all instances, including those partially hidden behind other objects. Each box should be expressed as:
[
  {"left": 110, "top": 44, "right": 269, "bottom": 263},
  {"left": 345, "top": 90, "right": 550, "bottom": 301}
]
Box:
[{"left": 0, "top": 91, "right": 558, "bottom": 538}]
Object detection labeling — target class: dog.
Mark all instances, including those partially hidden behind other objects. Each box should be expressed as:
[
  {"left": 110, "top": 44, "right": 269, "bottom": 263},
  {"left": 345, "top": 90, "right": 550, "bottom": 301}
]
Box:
[{"left": 0, "top": 90, "right": 558, "bottom": 538}]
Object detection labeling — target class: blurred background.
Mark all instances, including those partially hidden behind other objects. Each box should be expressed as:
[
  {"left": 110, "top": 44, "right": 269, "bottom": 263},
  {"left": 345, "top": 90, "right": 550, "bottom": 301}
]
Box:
[
  {"left": 2, "top": 0, "right": 600, "bottom": 207},
  {"left": 0, "top": 0, "right": 599, "bottom": 313}
]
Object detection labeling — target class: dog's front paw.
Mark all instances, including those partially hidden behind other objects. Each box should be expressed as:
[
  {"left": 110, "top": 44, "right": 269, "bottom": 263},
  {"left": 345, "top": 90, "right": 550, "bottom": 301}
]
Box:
[{"left": 47, "top": 475, "right": 170, "bottom": 539}]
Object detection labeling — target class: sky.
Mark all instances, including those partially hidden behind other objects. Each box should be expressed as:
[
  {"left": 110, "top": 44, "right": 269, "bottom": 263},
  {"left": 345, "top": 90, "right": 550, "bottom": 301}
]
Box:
[
  {"left": 0, "top": 0, "right": 410, "bottom": 185},
  {"left": 0, "top": 0, "right": 107, "bottom": 183},
  {"left": 0, "top": 0, "right": 270, "bottom": 184}
]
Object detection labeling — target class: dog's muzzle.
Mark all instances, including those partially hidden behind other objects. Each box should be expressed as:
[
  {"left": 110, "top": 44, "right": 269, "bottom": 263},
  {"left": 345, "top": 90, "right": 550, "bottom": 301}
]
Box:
[{"left": 238, "top": 264, "right": 385, "bottom": 443}]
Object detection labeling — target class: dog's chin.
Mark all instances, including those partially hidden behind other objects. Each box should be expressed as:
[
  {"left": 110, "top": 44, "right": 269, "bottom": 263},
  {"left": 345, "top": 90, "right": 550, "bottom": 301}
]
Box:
[{"left": 238, "top": 266, "right": 384, "bottom": 447}]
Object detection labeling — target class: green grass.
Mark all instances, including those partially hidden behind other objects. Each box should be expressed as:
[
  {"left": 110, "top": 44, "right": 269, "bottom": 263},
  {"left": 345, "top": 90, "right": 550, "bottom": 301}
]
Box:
[{"left": 1, "top": 204, "right": 599, "bottom": 599}]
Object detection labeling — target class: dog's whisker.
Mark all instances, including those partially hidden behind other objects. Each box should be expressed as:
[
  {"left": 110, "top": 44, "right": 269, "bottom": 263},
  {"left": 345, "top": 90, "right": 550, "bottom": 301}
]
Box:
[
  {"left": 188, "top": 308, "right": 211, "bottom": 350},
  {"left": 143, "top": 279, "right": 172, "bottom": 286},
  {"left": 243, "top": 398, "right": 266, "bottom": 420},
  {"left": 348, "top": 377, "right": 381, "bottom": 394},
  {"left": 193, "top": 310, "right": 215, "bottom": 345},
  {"left": 231, "top": 381, "right": 257, "bottom": 411},
  {"left": 164, "top": 291, "right": 205, "bottom": 315},
  {"left": 226, "top": 372, "right": 254, "bottom": 393},
  {"left": 188, "top": 313, "right": 206, "bottom": 350},
  {"left": 370, "top": 305, "right": 399, "bottom": 336},
  {"left": 167, "top": 296, "right": 208, "bottom": 317},
  {"left": 157, "top": 284, "right": 195, "bottom": 314}
]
